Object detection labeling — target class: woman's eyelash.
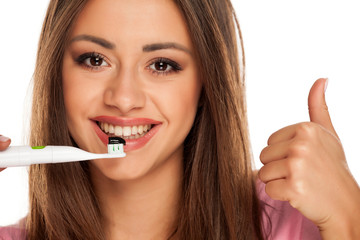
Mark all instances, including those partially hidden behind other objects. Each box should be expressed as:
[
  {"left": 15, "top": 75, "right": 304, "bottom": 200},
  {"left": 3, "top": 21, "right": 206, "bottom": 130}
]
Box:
[
  {"left": 75, "top": 52, "right": 109, "bottom": 69},
  {"left": 74, "top": 53, "right": 182, "bottom": 76},
  {"left": 147, "top": 58, "right": 183, "bottom": 76}
]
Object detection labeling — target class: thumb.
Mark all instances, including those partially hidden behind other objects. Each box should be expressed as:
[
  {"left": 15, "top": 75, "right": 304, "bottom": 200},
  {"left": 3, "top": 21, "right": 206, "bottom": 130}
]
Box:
[{"left": 308, "top": 78, "right": 338, "bottom": 138}]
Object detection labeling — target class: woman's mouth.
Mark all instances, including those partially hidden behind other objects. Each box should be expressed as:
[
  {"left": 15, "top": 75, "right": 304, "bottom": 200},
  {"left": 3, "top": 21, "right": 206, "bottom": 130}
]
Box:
[
  {"left": 97, "top": 122, "right": 153, "bottom": 140},
  {"left": 91, "top": 116, "right": 162, "bottom": 152}
]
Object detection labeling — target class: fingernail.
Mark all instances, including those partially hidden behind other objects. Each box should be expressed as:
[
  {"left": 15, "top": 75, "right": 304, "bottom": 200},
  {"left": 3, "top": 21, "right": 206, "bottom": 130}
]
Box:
[
  {"left": 0, "top": 135, "right": 10, "bottom": 142},
  {"left": 324, "top": 78, "right": 329, "bottom": 93}
]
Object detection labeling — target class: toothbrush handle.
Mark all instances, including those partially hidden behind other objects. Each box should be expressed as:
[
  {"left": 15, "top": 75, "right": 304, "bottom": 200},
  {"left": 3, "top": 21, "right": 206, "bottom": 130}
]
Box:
[
  {"left": 0, "top": 145, "right": 125, "bottom": 168},
  {"left": 0, "top": 146, "right": 54, "bottom": 167}
]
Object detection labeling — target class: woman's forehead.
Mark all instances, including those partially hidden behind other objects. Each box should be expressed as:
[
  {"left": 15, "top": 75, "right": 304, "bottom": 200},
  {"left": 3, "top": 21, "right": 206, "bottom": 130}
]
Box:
[{"left": 69, "top": 0, "right": 194, "bottom": 53}]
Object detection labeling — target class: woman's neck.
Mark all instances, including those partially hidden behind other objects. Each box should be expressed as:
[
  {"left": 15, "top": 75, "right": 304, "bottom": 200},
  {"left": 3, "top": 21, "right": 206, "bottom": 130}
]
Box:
[{"left": 91, "top": 151, "right": 183, "bottom": 240}]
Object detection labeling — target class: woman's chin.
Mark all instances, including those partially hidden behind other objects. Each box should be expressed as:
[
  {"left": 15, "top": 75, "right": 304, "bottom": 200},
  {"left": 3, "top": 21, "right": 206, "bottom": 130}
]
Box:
[{"left": 89, "top": 156, "right": 150, "bottom": 182}]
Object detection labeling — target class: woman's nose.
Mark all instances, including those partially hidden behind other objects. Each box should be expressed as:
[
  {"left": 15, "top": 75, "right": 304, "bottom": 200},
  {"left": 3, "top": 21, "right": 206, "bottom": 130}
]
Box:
[{"left": 103, "top": 70, "right": 146, "bottom": 114}]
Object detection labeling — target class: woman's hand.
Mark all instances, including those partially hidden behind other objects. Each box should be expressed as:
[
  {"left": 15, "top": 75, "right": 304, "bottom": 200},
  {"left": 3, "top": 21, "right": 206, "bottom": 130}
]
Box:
[
  {"left": 258, "top": 78, "right": 360, "bottom": 239},
  {"left": 0, "top": 135, "right": 11, "bottom": 172}
]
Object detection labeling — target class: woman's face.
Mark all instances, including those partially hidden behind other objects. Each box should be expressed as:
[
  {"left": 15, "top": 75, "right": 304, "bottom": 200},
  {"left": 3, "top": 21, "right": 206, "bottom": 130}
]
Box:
[{"left": 62, "top": 0, "right": 201, "bottom": 180}]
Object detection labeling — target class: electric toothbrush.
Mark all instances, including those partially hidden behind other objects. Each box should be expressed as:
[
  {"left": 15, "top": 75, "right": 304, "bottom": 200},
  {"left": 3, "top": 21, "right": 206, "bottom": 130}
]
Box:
[{"left": 0, "top": 137, "right": 126, "bottom": 168}]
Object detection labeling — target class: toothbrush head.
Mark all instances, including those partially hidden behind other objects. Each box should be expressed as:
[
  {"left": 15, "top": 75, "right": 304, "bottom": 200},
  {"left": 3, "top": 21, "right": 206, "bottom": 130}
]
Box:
[
  {"left": 108, "top": 137, "right": 126, "bottom": 154},
  {"left": 108, "top": 137, "right": 126, "bottom": 145}
]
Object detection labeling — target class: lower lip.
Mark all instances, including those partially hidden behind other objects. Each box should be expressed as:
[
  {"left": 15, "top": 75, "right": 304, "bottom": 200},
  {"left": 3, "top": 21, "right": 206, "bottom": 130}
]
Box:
[{"left": 91, "top": 121, "right": 161, "bottom": 152}]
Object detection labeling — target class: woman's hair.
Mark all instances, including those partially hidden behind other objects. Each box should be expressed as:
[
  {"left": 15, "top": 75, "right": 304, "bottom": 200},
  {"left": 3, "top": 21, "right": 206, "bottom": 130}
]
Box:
[{"left": 28, "top": 0, "right": 264, "bottom": 239}]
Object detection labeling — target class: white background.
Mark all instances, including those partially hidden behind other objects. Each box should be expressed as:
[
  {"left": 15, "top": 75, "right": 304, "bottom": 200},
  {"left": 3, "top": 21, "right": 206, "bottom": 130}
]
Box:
[{"left": 0, "top": 1, "right": 359, "bottom": 226}]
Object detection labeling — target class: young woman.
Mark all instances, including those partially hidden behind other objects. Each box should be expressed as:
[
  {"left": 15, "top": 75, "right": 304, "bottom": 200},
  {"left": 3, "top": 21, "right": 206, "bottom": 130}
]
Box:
[{"left": 0, "top": 0, "right": 359, "bottom": 239}]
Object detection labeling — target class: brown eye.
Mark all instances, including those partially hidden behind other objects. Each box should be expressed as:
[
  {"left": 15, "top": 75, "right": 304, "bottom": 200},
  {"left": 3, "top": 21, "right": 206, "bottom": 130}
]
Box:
[
  {"left": 154, "top": 61, "right": 169, "bottom": 71},
  {"left": 147, "top": 58, "right": 182, "bottom": 76},
  {"left": 149, "top": 60, "right": 174, "bottom": 72},
  {"left": 76, "top": 52, "right": 109, "bottom": 69},
  {"left": 85, "top": 55, "right": 108, "bottom": 67},
  {"left": 90, "top": 56, "right": 104, "bottom": 66}
]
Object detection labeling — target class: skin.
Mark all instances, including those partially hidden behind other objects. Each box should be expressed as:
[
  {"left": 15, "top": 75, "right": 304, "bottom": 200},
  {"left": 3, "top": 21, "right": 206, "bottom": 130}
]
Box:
[
  {"left": 259, "top": 78, "right": 360, "bottom": 239},
  {"left": 62, "top": 0, "right": 201, "bottom": 239},
  {"left": 0, "top": 2, "right": 359, "bottom": 240}
]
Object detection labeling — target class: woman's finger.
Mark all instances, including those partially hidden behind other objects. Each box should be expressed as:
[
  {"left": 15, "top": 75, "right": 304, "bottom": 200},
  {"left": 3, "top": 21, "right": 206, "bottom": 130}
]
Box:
[
  {"left": 259, "top": 159, "right": 288, "bottom": 183},
  {"left": 308, "top": 78, "right": 338, "bottom": 139},
  {"left": 267, "top": 124, "right": 298, "bottom": 145},
  {"left": 0, "top": 135, "right": 11, "bottom": 151},
  {"left": 0, "top": 135, "right": 11, "bottom": 172},
  {"left": 264, "top": 178, "right": 294, "bottom": 202},
  {"left": 260, "top": 140, "right": 292, "bottom": 164}
]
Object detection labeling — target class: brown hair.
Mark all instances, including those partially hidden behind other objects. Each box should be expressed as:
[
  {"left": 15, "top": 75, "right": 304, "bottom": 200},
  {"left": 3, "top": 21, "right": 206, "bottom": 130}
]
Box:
[{"left": 27, "top": 0, "right": 264, "bottom": 239}]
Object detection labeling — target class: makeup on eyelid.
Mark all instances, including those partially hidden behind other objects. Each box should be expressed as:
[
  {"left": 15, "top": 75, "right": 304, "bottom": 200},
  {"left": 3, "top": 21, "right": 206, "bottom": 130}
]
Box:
[
  {"left": 61, "top": 0, "right": 202, "bottom": 186},
  {"left": 74, "top": 51, "right": 183, "bottom": 76}
]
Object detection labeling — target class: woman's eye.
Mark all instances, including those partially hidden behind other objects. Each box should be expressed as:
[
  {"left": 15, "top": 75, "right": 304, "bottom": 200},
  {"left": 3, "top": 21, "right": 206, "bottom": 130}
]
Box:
[
  {"left": 151, "top": 61, "right": 171, "bottom": 71},
  {"left": 147, "top": 58, "right": 182, "bottom": 76},
  {"left": 85, "top": 56, "right": 108, "bottom": 67},
  {"left": 75, "top": 52, "right": 109, "bottom": 69}
]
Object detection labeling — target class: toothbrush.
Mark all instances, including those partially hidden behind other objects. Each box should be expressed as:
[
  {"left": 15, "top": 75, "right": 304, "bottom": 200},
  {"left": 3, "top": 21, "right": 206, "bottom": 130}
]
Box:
[{"left": 0, "top": 137, "right": 126, "bottom": 168}]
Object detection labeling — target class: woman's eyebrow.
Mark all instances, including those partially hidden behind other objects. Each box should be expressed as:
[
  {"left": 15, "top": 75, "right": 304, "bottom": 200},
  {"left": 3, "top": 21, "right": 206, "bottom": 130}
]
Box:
[
  {"left": 143, "top": 42, "right": 192, "bottom": 56},
  {"left": 69, "top": 35, "right": 116, "bottom": 49},
  {"left": 69, "top": 34, "right": 192, "bottom": 56}
]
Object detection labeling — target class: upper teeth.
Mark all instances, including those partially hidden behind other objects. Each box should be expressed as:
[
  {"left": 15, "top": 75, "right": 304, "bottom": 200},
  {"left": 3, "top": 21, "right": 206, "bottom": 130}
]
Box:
[{"left": 99, "top": 122, "right": 152, "bottom": 137}]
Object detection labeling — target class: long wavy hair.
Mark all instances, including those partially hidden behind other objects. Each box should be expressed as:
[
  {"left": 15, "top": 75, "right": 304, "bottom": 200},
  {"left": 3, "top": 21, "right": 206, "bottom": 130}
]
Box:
[{"left": 27, "top": 0, "right": 264, "bottom": 239}]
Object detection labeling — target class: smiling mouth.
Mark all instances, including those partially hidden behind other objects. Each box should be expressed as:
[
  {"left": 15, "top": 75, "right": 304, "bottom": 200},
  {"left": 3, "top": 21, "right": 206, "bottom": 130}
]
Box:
[{"left": 97, "top": 121, "right": 154, "bottom": 140}]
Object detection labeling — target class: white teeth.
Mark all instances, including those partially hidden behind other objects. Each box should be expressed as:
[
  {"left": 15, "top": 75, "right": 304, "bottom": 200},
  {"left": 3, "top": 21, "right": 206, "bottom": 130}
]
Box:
[
  {"left": 99, "top": 122, "right": 153, "bottom": 138},
  {"left": 131, "top": 126, "right": 138, "bottom": 135},
  {"left": 109, "top": 124, "right": 115, "bottom": 134},
  {"left": 115, "top": 126, "right": 122, "bottom": 136},
  {"left": 138, "top": 125, "right": 144, "bottom": 135},
  {"left": 120, "top": 131, "right": 147, "bottom": 140},
  {"left": 123, "top": 126, "right": 132, "bottom": 136}
]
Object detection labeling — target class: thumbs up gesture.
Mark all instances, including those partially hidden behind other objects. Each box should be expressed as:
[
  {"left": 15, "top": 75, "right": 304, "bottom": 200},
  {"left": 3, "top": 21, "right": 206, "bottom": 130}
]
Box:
[{"left": 259, "top": 78, "right": 360, "bottom": 239}]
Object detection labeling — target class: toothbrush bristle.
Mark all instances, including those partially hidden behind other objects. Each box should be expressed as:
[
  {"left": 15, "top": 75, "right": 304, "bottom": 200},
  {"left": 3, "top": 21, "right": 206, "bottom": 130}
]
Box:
[{"left": 107, "top": 137, "right": 126, "bottom": 155}]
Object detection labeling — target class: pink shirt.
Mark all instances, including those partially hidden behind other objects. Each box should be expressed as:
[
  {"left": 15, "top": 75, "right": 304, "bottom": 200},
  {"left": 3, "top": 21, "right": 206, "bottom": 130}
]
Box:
[
  {"left": 257, "top": 180, "right": 322, "bottom": 239},
  {"left": 0, "top": 182, "right": 321, "bottom": 239},
  {"left": 0, "top": 218, "right": 26, "bottom": 240}
]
